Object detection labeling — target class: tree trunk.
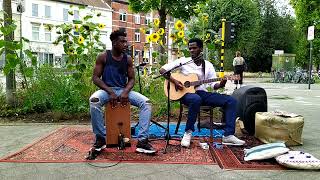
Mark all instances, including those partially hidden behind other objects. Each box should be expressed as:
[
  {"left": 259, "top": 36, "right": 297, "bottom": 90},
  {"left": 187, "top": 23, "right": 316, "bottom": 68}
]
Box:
[{"left": 3, "top": 0, "right": 16, "bottom": 106}]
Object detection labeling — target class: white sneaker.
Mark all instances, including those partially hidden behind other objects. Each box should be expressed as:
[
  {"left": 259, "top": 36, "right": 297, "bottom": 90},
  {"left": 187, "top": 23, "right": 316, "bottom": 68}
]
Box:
[
  {"left": 222, "top": 135, "right": 245, "bottom": 146},
  {"left": 181, "top": 130, "right": 192, "bottom": 147}
]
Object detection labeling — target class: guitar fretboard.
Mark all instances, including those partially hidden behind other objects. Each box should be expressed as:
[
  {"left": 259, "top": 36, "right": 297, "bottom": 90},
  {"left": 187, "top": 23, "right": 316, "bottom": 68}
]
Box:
[{"left": 189, "top": 78, "right": 222, "bottom": 86}]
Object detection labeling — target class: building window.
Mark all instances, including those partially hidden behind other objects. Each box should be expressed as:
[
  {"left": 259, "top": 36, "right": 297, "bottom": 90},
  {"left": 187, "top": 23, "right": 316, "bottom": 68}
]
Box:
[
  {"left": 32, "top": 24, "right": 40, "bottom": 41},
  {"left": 145, "top": 14, "right": 151, "bottom": 25},
  {"left": 32, "top": 4, "right": 38, "bottom": 17},
  {"left": 45, "top": 6, "right": 51, "bottom": 18},
  {"left": 38, "top": 53, "right": 54, "bottom": 65},
  {"left": 134, "top": 14, "right": 140, "bottom": 24},
  {"left": 61, "top": 54, "right": 68, "bottom": 67},
  {"left": 44, "top": 26, "right": 51, "bottom": 42},
  {"left": 135, "top": 29, "right": 140, "bottom": 42},
  {"left": 119, "top": 10, "right": 126, "bottom": 22},
  {"left": 74, "top": 10, "right": 79, "bottom": 20},
  {"left": 63, "top": 8, "right": 68, "bottom": 21},
  {"left": 119, "top": 27, "right": 126, "bottom": 32}
]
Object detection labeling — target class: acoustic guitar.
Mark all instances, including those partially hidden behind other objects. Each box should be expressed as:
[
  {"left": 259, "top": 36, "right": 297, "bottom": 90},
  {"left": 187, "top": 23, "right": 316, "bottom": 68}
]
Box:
[{"left": 163, "top": 73, "right": 240, "bottom": 100}]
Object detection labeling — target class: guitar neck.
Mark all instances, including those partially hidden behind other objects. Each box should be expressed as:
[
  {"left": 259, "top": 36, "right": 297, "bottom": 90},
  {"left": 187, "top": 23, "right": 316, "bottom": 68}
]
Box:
[{"left": 190, "top": 78, "right": 222, "bottom": 86}]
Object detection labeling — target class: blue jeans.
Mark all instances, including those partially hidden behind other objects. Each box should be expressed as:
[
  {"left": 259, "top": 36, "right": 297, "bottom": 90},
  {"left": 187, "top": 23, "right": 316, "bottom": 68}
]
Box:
[
  {"left": 181, "top": 90, "right": 237, "bottom": 136},
  {"left": 89, "top": 87, "right": 152, "bottom": 142}
]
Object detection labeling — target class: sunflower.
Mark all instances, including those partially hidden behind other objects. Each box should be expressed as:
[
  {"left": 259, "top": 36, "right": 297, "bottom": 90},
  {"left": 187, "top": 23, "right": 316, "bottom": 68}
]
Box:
[
  {"left": 140, "top": 27, "right": 145, "bottom": 34},
  {"left": 98, "top": 23, "right": 106, "bottom": 29},
  {"left": 170, "top": 33, "right": 177, "bottom": 42},
  {"left": 202, "top": 13, "right": 209, "bottom": 21},
  {"left": 183, "top": 39, "right": 188, "bottom": 45},
  {"left": 150, "top": 33, "right": 160, "bottom": 42},
  {"left": 177, "top": 31, "right": 184, "bottom": 38},
  {"left": 74, "top": 24, "right": 79, "bottom": 32},
  {"left": 157, "top": 28, "right": 165, "bottom": 35},
  {"left": 146, "top": 35, "right": 152, "bottom": 43},
  {"left": 174, "top": 20, "right": 185, "bottom": 30},
  {"left": 153, "top": 18, "right": 160, "bottom": 27},
  {"left": 159, "top": 40, "right": 163, "bottom": 46},
  {"left": 68, "top": 49, "right": 75, "bottom": 55},
  {"left": 78, "top": 36, "right": 84, "bottom": 44}
]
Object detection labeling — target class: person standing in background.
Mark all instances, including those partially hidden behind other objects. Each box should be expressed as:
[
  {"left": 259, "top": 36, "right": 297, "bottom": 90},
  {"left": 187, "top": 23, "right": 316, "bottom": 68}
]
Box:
[{"left": 233, "top": 51, "right": 245, "bottom": 89}]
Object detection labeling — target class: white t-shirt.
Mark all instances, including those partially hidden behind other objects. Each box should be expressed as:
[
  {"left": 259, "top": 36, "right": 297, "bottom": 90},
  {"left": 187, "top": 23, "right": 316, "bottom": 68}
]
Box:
[
  {"left": 162, "top": 57, "right": 218, "bottom": 91},
  {"left": 233, "top": 57, "right": 245, "bottom": 66}
]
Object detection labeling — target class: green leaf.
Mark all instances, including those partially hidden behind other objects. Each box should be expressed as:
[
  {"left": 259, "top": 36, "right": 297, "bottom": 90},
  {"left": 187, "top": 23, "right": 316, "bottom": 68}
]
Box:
[
  {"left": 24, "top": 67, "right": 34, "bottom": 77},
  {"left": 68, "top": 10, "right": 74, "bottom": 16},
  {"left": 72, "top": 20, "right": 83, "bottom": 24},
  {"left": 207, "top": 43, "right": 215, "bottom": 50},
  {"left": 21, "top": 37, "right": 30, "bottom": 42},
  {"left": 0, "top": 40, "right": 4, "bottom": 48},
  {"left": 78, "top": 5, "right": 86, "bottom": 9},
  {"left": 152, "top": 52, "right": 159, "bottom": 58},
  {"left": 83, "top": 15, "right": 93, "bottom": 21},
  {"left": 72, "top": 72, "right": 82, "bottom": 80}
]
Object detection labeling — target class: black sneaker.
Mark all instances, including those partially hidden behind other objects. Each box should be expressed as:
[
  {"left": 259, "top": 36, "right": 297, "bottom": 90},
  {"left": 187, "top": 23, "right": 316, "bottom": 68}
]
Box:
[
  {"left": 85, "top": 140, "right": 106, "bottom": 160},
  {"left": 93, "top": 140, "right": 106, "bottom": 151},
  {"left": 136, "top": 139, "right": 156, "bottom": 154}
]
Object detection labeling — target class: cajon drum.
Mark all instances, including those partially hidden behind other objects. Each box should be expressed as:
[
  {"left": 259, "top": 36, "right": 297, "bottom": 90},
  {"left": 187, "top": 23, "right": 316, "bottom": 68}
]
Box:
[{"left": 105, "top": 102, "right": 131, "bottom": 147}]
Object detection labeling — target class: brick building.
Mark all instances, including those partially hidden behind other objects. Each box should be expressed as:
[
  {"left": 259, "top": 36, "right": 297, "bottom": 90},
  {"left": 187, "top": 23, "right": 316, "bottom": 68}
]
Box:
[{"left": 104, "top": 0, "right": 157, "bottom": 65}]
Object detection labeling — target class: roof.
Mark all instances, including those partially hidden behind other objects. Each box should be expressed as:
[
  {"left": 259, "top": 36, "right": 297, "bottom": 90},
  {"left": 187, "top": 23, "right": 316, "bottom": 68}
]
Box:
[
  {"left": 49, "top": 0, "right": 110, "bottom": 9},
  {"left": 103, "top": 0, "right": 129, "bottom": 6}
]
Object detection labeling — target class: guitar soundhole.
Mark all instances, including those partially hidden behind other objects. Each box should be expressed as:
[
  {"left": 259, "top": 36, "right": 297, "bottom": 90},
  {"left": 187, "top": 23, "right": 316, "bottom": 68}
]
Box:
[{"left": 184, "top": 81, "right": 190, "bottom": 88}]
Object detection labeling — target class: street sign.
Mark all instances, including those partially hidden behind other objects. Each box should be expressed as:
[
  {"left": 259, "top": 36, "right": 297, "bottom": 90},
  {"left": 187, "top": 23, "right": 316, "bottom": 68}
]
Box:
[
  {"left": 274, "top": 50, "right": 284, "bottom": 55},
  {"left": 307, "top": 26, "right": 315, "bottom": 41}
]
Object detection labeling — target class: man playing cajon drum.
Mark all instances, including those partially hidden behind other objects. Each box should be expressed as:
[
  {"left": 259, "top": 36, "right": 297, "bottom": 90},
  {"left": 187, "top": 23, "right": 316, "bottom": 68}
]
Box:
[{"left": 87, "top": 29, "right": 156, "bottom": 160}]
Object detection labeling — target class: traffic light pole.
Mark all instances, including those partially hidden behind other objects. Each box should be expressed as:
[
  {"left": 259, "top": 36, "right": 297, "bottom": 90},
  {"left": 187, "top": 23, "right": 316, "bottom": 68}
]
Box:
[{"left": 220, "top": 19, "right": 226, "bottom": 78}]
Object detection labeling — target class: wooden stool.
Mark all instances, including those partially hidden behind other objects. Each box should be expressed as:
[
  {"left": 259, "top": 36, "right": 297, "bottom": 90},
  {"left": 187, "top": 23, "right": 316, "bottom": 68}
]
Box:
[{"left": 105, "top": 102, "right": 131, "bottom": 147}]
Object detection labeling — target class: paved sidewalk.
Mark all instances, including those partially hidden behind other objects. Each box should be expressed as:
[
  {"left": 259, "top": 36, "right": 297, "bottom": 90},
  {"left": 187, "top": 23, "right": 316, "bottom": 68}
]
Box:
[{"left": 1, "top": 80, "right": 320, "bottom": 179}]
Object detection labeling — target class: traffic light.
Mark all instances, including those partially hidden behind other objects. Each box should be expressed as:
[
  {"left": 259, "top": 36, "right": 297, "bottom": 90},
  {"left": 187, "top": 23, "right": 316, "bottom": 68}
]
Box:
[{"left": 225, "top": 21, "right": 235, "bottom": 43}]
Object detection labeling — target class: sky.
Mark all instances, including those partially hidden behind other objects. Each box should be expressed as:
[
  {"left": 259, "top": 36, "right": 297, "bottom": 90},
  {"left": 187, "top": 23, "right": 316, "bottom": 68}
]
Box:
[{"left": 275, "top": 0, "right": 295, "bottom": 16}]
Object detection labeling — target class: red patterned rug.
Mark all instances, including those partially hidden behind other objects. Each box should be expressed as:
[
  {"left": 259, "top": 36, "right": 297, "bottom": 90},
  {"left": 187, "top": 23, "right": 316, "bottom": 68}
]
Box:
[
  {"left": 0, "top": 126, "right": 215, "bottom": 165},
  {"left": 212, "top": 135, "right": 284, "bottom": 170}
]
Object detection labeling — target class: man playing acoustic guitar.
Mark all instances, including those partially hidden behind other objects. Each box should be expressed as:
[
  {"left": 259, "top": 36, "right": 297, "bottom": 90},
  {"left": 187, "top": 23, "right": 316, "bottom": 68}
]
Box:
[{"left": 160, "top": 38, "right": 245, "bottom": 147}]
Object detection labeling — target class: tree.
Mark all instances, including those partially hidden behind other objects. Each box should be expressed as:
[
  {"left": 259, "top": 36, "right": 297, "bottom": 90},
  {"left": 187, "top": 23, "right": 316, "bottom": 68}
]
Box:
[
  {"left": 203, "top": 0, "right": 261, "bottom": 71},
  {"left": 129, "top": 0, "right": 206, "bottom": 28},
  {"left": 128, "top": 0, "right": 206, "bottom": 64},
  {"left": 290, "top": 0, "right": 320, "bottom": 69},
  {"left": 252, "top": 0, "right": 297, "bottom": 72},
  {"left": 3, "top": 0, "right": 16, "bottom": 106}
]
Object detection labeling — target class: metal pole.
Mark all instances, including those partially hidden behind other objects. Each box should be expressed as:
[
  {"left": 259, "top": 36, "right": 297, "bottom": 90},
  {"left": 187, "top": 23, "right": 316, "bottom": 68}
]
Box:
[
  {"left": 220, "top": 19, "right": 226, "bottom": 78},
  {"left": 308, "top": 41, "right": 312, "bottom": 89}
]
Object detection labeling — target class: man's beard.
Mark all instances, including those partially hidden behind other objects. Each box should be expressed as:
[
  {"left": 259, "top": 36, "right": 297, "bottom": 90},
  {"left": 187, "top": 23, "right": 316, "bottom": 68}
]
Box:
[{"left": 192, "top": 52, "right": 204, "bottom": 63}]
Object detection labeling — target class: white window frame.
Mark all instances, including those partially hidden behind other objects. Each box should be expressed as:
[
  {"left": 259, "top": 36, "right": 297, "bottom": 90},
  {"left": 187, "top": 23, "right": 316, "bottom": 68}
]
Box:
[
  {"left": 145, "top": 14, "right": 151, "bottom": 25},
  {"left": 134, "top": 14, "right": 140, "bottom": 24},
  {"left": 63, "top": 8, "right": 69, "bottom": 21},
  {"left": 38, "top": 53, "right": 54, "bottom": 65},
  {"left": 74, "top": 10, "right": 79, "bottom": 20},
  {"left": 119, "top": 10, "right": 127, "bottom": 22},
  {"left": 135, "top": 30, "right": 140, "bottom": 42},
  {"left": 44, "top": 26, "right": 52, "bottom": 42},
  {"left": 45, "top": 5, "right": 51, "bottom": 18},
  {"left": 32, "top": 4, "right": 38, "bottom": 17},
  {"left": 32, "top": 24, "right": 40, "bottom": 41}
]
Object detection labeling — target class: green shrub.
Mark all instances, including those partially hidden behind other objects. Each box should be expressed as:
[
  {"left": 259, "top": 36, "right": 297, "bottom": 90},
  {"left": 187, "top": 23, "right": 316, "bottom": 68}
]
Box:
[{"left": 21, "top": 66, "right": 93, "bottom": 114}]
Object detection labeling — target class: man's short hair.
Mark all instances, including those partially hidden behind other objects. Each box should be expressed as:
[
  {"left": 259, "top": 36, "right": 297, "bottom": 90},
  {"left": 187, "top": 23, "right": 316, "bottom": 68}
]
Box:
[
  {"left": 110, "top": 29, "right": 127, "bottom": 42},
  {"left": 188, "top": 38, "right": 203, "bottom": 48}
]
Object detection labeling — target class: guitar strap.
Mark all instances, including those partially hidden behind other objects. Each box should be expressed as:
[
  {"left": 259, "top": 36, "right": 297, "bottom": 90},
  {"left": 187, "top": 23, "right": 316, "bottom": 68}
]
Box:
[{"left": 202, "top": 60, "right": 205, "bottom": 80}]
